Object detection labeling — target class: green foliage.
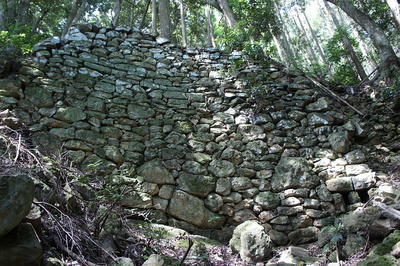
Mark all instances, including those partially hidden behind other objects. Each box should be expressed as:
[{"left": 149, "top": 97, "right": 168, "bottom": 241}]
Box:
[
  {"left": 0, "top": 24, "right": 44, "bottom": 55},
  {"left": 321, "top": 224, "right": 344, "bottom": 244},
  {"left": 325, "top": 27, "right": 362, "bottom": 85}
]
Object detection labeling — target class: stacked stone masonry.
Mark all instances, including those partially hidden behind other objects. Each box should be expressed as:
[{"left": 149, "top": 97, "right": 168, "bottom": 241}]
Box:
[{"left": 1, "top": 23, "right": 377, "bottom": 245}]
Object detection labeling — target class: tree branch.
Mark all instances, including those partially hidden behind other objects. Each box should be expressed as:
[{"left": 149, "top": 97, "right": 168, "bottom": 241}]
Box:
[{"left": 202, "top": 0, "right": 223, "bottom": 13}]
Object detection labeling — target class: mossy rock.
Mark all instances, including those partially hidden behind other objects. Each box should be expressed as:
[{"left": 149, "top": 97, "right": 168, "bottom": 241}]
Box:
[
  {"left": 370, "top": 230, "right": 400, "bottom": 256},
  {"left": 358, "top": 254, "right": 399, "bottom": 266}
]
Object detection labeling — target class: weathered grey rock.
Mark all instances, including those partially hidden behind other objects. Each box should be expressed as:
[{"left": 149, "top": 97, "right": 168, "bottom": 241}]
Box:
[
  {"left": 53, "top": 107, "right": 86, "bottom": 122},
  {"left": 231, "top": 176, "right": 253, "bottom": 191},
  {"left": 325, "top": 177, "right": 353, "bottom": 192},
  {"left": 81, "top": 154, "right": 117, "bottom": 174},
  {"left": 271, "top": 157, "right": 319, "bottom": 192},
  {"left": 306, "top": 97, "right": 329, "bottom": 112},
  {"left": 108, "top": 257, "right": 136, "bottom": 266},
  {"left": 167, "top": 190, "right": 225, "bottom": 228},
  {"left": 137, "top": 160, "right": 175, "bottom": 185},
  {"left": 307, "top": 113, "right": 334, "bottom": 126},
  {"left": 120, "top": 191, "right": 152, "bottom": 208},
  {"left": 254, "top": 191, "right": 280, "bottom": 210},
  {"left": 0, "top": 223, "right": 43, "bottom": 265},
  {"left": 0, "top": 174, "right": 35, "bottom": 238},
  {"left": 340, "top": 206, "right": 380, "bottom": 234},
  {"left": 25, "top": 86, "right": 54, "bottom": 108},
  {"left": 315, "top": 184, "right": 333, "bottom": 201},
  {"left": 208, "top": 160, "right": 236, "bottom": 178},
  {"left": 230, "top": 209, "right": 257, "bottom": 225},
  {"left": 328, "top": 131, "right": 350, "bottom": 153},
  {"left": 342, "top": 234, "right": 367, "bottom": 259},
  {"left": 215, "top": 178, "right": 231, "bottom": 196},
  {"left": 205, "top": 193, "right": 223, "bottom": 212},
  {"left": 288, "top": 227, "right": 319, "bottom": 244},
  {"left": 177, "top": 172, "right": 215, "bottom": 197},
  {"left": 229, "top": 220, "right": 273, "bottom": 262},
  {"left": 142, "top": 254, "right": 165, "bottom": 266},
  {"left": 344, "top": 149, "right": 366, "bottom": 164}
]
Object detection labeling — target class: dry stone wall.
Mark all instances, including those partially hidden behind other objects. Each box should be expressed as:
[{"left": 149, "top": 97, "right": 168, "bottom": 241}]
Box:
[{"left": 1, "top": 23, "right": 378, "bottom": 245}]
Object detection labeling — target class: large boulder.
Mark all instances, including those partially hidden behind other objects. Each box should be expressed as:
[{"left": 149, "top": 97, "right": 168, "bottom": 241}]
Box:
[
  {"left": 167, "top": 190, "right": 225, "bottom": 228},
  {"left": 0, "top": 174, "right": 35, "bottom": 238},
  {"left": 229, "top": 220, "right": 273, "bottom": 263},
  {"left": 0, "top": 223, "right": 43, "bottom": 265},
  {"left": 137, "top": 160, "right": 175, "bottom": 185},
  {"left": 271, "top": 157, "right": 319, "bottom": 192}
]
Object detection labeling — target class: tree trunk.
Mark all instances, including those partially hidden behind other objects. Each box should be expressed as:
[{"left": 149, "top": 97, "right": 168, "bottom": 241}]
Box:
[
  {"left": 326, "top": 0, "right": 400, "bottom": 81},
  {"left": 62, "top": 0, "right": 81, "bottom": 38},
  {"left": 17, "top": 0, "right": 31, "bottom": 25},
  {"left": 31, "top": 3, "right": 52, "bottom": 33},
  {"left": 299, "top": 5, "right": 333, "bottom": 77},
  {"left": 112, "top": 0, "right": 122, "bottom": 28},
  {"left": 1, "top": 0, "right": 17, "bottom": 30},
  {"left": 293, "top": 9, "right": 319, "bottom": 67},
  {"left": 217, "top": 0, "right": 237, "bottom": 27},
  {"left": 0, "top": 0, "right": 6, "bottom": 30},
  {"left": 386, "top": 0, "right": 400, "bottom": 35},
  {"left": 205, "top": 5, "right": 215, "bottom": 47},
  {"left": 202, "top": 0, "right": 237, "bottom": 28},
  {"left": 159, "top": 0, "right": 173, "bottom": 40},
  {"left": 274, "top": 1, "right": 298, "bottom": 69},
  {"left": 151, "top": 0, "right": 158, "bottom": 35},
  {"left": 72, "top": 0, "right": 87, "bottom": 25},
  {"left": 180, "top": 0, "right": 187, "bottom": 46},
  {"left": 140, "top": 0, "right": 151, "bottom": 30},
  {"left": 324, "top": 1, "right": 367, "bottom": 80},
  {"left": 271, "top": 31, "right": 288, "bottom": 66}
]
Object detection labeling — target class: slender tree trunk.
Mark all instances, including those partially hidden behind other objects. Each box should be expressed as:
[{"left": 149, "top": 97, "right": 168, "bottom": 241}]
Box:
[
  {"left": 151, "top": 0, "right": 158, "bottom": 35},
  {"left": 72, "top": 0, "right": 87, "bottom": 25},
  {"left": 2, "top": 0, "right": 17, "bottom": 29},
  {"left": 0, "top": 0, "right": 6, "bottom": 31},
  {"left": 271, "top": 30, "right": 288, "bottom": 66},
  {"left": 195, "top": 9, "right": 208, "bottom": 47},
  {"left": 202, "top": 0, "right": 237, "bottom": 28},
  {"left": 331, "top": 2, "right": 380, "bottom": 73},
  {"left": 140, "top": 0, "right": 151, "bottom": 29},
  {"left": 386, "top": 0, "right": 400, "bottom": 35},
  {"left": 274, "top": 2, "right": 298, "bottom": 69},
  {"left": 293, "top": 9, "right": 319, "bottom": 67},
  {"left": 298, "top": 5, "right": 333, "bottom": 77},
  {"left": 205, "top": 5, "right": 216, "bottom": 47},
  {"left": 326, "top": 0, "right": 400, "bottom": 81},
  {"left": 324, "top": 1, "right": 367, "bottom": 80},
  {"left": 159, "top": 0, "right": 173, "bottom": 40},
  {"left": 180, "top": 0, "right": 187, "bottom": 46},
  {"left": 31, "top": 4, "right": 52, "bottom": 32},
  {"left": 17, "top": 0, "right": 31, "bottom": 25},
  {"left": 112, "top": 0, "right": 122, "bottom": 28},
  {"left": 62, "top": 0, "right": 81, "bottom": 37},
  {"left": 217, "top": 0, "right": 237, "bottom": 27}
]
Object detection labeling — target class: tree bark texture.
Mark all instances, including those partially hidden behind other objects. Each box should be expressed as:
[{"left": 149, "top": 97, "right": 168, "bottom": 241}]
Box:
[
  {"left": 205, "top": 5, "right": 216, "bottom": 47},
  {"left": 180, "top": 0, "right": 187, "bottom": 46},
  {"left": 112, "top": 0, "right": 122, "bottom": 28},
  {"left": 62, "top": 0, "right": 80, "bottom": 37},
  {"left": 326, "top": 0, "right": 400, "bottom": 80},
  {"left": 151, "top": 0, "right": 158, "bottom": 35},
  {"left": 299, "top": 5, "right": 333, "bottom": 77},
  {"left": 202, "top": 0, "right": 237, "bottom": 28},
  {"left": 293, "top": 9, "right": 319, "bottom": 66},
  {"left": 386, "top": 0, "right": 400, "bottom": 35},
  {"left": 324, "top": 1, "right": 367, "bottom": 80},
  {"left": 159, "top": 0, "right": 173, "bottom": 40}
]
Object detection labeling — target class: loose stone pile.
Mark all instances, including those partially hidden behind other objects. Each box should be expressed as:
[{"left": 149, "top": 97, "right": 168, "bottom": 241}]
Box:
[{"left": 1, "top": 23, "right": 380, "bottom": 245}]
